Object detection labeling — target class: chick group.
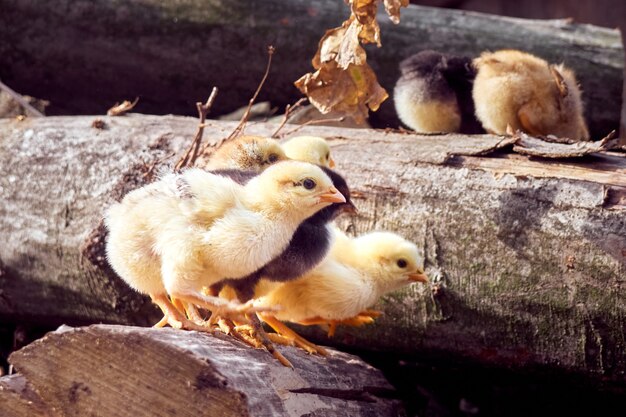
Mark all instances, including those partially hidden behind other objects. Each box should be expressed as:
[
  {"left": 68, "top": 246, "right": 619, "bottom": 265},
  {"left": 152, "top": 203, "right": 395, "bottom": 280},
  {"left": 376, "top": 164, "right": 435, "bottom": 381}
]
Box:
[
  {"left": 105, "top": 134, "right": 428, "bottom": 367},
  {"left": 394, "top": 49, "right": 590, "bottom": 140}
]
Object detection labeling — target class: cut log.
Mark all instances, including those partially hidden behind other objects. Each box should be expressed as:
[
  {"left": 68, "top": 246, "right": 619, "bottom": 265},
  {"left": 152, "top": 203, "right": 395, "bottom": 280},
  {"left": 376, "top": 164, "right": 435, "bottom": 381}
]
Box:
[
  {"left": 8, "top": 324, "right": 402, "bottom": 417},
  {"left": 0, "top": 115, "right": 625, "bottom": 383},
  {"left": 0, "top": 374, "right": 52, "bottom": 417},
  {"left": 0, "top": 1, "right": 622, "bottom": 138}
]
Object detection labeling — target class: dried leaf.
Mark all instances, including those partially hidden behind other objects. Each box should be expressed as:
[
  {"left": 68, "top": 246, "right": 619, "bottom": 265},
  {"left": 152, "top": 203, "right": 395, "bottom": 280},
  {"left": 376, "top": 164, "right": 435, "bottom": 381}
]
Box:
[
  {"left": 295, "top": 61, "right": 388, "bottom": 124},
  {"left": 107, "top": 97, "right": 138, "bottom": 116},
  {"left": 297, "top": 0, "right": 407, "bottom": 124},
  {"left": 383, "top": 0, "right": 409, "bottom": 24}
]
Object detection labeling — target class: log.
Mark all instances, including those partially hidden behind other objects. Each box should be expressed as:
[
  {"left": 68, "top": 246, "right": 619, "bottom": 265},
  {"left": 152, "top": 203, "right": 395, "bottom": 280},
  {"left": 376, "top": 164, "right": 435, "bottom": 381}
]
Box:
[
  {"left": 0, "top": 374, "right": 51, "bottom": 417},
  {"left": 0, "top": 1, "right": 622, "bottom": 138},
  {"left": 1, "top": 115, "right": 625, "bottom": 383},
  {"left": 8, "top": 324, "right": 403, "bottom": 417}
]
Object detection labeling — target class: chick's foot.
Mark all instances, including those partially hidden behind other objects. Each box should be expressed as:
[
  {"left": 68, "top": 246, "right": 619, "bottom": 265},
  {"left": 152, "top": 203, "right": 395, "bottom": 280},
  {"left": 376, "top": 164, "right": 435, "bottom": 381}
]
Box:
[
  {"left": 150, "top": 294, "right": 213, "bottom": 333},
  {"left": 260, "top": 314, "right": 329, "bottom": 356}
]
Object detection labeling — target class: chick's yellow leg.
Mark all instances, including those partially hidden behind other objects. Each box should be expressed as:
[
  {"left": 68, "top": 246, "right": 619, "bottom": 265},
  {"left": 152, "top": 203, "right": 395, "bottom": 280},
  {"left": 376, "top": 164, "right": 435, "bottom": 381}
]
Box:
[
  {"left": 260, "top": 314, "right": 328, "bottom": 356},
  {"left": 150, "top": 294, "right": 212, "bottom": 333},
  {"left": 170, "top": 291, "right": 274, "bottom": 324}
]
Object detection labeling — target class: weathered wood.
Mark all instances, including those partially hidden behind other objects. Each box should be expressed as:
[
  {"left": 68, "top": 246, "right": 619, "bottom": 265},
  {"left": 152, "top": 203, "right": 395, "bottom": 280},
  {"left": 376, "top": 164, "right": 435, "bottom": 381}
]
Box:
[
  {"left": 0, "top": 115, "right": 625, "bottom": 383},
  {"left": 0, "top": 374, "right": 52, "bottom": 417},
  {"left": 0, "top": 1, "right": 622, "bottom": 138},
  {"left": 8, "top": 324, "right": 402, "bottom": 417}
]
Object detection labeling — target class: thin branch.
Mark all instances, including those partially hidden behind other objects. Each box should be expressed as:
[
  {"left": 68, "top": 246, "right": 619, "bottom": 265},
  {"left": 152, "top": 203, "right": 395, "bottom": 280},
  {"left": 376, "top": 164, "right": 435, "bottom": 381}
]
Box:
[
  {"left": 175, "top": 87, "right": 219, "bottom": 171},
  {"left": 271, "top": 97, "right": 308, "bottom": 138},
  {"left": 227, "top": 45, "right": 275, "bottom": 141},
  {"left": 280, "top": 116, "right": 345, "bottom": 137},
  {"left": 0, "top": 79, "right": 45, "bottom": 117}
]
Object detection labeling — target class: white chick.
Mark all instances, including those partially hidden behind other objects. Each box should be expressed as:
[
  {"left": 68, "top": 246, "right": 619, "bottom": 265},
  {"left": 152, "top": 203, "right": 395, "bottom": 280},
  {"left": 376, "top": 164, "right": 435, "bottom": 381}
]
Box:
[
  {"left": 281, "top": 136, "right": 335, "bottom": 168},
  {"left": 255, "top": 228, "right": 428, "bottom": 344},
  {"left": 105, "top": 161, "right": 346, "bottom": 330}
]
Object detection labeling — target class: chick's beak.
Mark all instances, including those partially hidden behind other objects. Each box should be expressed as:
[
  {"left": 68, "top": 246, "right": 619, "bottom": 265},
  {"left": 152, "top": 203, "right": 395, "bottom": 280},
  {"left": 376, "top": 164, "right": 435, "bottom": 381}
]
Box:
[
  {"left": 329, "top": 157, "right": 336, "bottom": 168},
  {"left": 407, "top": 272, "right": 429, "bottom": 283},
  {"left": 318, "top": 187, "right": 346, "bottom": 204}
]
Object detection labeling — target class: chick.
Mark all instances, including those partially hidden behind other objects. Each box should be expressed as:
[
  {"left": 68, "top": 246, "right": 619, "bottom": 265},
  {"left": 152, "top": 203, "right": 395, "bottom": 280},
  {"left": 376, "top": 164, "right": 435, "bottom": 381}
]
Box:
[
  {"left": 255, "top": 228, "right": 428, "bottom": 348},
  {"left": 195, "top": 135, "right": 288, "bottom": 171},
  {"left": 394, "top": 50, "right": 483, "bottom": 134},
  {"left": 213, "top": 166, "right": 355, "bottom": 300},
  {"left": 281, "top": 136, "right": 335, "bottom": 168},
  {"left": 472, "top": 49, "right": 589, "bottom": 140},
  {"left": 105, "top": 161, "right": 346, "bottom": 331}
]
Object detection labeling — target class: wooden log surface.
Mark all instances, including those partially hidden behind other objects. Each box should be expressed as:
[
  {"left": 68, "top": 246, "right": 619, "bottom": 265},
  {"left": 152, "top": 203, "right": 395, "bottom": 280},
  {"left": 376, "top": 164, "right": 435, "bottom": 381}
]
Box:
[
  {"left": 0, "top": 0, "right": 622, "bottom": 138},
  {"left": 0, "top": 115, "right": 625, "bottom": 383},
  {"left": 0, "top": 374, "right": 51, "bottom": 417},
  {"left": 7, "top": 324, "right": 402, "bottom": 417}
]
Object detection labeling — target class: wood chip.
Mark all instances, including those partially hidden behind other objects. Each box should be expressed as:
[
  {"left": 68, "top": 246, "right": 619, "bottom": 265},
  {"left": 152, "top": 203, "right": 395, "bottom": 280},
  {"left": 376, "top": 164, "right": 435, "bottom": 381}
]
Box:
[{"left": 512, "top": 130, "right": 620, "bottom": 158}]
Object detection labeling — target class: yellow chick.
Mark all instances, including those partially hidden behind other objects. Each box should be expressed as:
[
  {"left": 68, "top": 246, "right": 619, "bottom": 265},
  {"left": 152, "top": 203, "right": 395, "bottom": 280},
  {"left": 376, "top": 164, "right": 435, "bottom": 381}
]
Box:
[
  {"left": 472, "top": 49, "right": 589, "bottom": 140},
  {"left": 195, "top": 135, "right": 288, "bottom": 171},
  {"left": 255, "top": 228, "right": 428, "bottom": 343},
  {"left": 281, "top": 136, "right": 335, "bottom": 168},
  {"left": 105, "top": 161, "right": 346, "bottom": 330}
]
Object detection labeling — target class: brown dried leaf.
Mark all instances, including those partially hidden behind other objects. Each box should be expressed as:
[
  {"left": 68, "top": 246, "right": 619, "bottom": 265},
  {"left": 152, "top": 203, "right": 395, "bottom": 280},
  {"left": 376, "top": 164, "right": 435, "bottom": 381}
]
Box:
[
  {"left": 383, "top": 0, "right": 409, "bottom": 24},
  {"left": 298, "top": 0, "right": 407, "bottom": 123},
  {"left": 295, "top": 61, "right": 388, "bottom": 125},
  {"left": 107, "top": 97, "right": 138, "bottom": 116},
  {"left": 314, "top": 20, "right": 366, "bottom": 69}
]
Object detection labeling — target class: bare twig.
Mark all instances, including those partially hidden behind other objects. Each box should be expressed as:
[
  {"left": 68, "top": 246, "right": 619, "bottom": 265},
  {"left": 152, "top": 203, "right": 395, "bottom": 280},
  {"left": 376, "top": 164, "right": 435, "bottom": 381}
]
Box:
[
  {"left": 0, "top": 79, "right": 45, "bottom": 117},
  {"left": 227, "top": 46, "right": 275, "bottom": 141},
  {"left": 107, "top": 97, "right": 139, "bottom": 116},
  {"left": 271, "top": 97, "right": 308, "bottom": 138},
  {"left": 280, "top": 116, "right": 345, "bottom": 137},
  {"left": 175, "top": 87, "right": 219, "bottom": 171}
]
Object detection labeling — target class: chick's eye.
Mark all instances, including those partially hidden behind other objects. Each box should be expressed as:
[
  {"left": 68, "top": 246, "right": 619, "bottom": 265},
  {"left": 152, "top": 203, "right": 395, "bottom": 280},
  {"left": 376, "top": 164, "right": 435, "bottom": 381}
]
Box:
[
  {"left": 397, "top": 259, "right": 408, "bottom": 268},
  {"left": 326, "top": 152, "right": 330, "bottom": 160},
  {"left": 268, "top": 153, "right": 279, "bottom": 163},
  {"left": 302, "top": 178, "right": 316, "bottom": 190}
]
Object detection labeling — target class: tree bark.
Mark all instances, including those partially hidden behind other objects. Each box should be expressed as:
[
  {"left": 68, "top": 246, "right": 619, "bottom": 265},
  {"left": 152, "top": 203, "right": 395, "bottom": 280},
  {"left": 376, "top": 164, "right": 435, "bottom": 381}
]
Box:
[
  {"left": 7, "top": 324, "right": 402, "bottom": 417},
  {"left": 0, "top": 115, "right": 625, "bottom": 383},
  {"left": 0, "top": 0, "right": 622, "bottom": 138}
]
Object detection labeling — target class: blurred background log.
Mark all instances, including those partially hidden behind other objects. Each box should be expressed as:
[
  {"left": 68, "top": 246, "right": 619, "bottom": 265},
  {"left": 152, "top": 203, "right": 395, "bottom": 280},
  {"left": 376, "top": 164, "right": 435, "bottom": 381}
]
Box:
[
  {"left": 0, "top": 115, "right": 624, "bottom": 385},
  {"left": 6, "top": 325, "right": 402, "bottom": 417},
  {"left": 0, "top": 0, "right": 622, "bottom": 139}
]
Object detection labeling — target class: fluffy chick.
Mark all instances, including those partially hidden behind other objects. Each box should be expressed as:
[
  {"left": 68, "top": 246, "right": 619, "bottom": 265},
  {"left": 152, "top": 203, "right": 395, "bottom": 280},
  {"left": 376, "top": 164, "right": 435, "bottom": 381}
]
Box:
[
  {"left": 394, "top": 50, "right": 483, "bottom": 134},
  {"left": 105, "top": 161, "right": 345, "bottom": 330},
  {"left": 281, "top": 136, "right": 335, "bottom": 168},
  {"left": 472, "top": 49, "right": 589, "bottom": 140},
  {"left": 196, "top": 135, "right": 288, "bottom": 171},
  {"left": 255, "top": 228, "right": 428, "bottom": 342},
  {"left": 212, "top": 166, "right": 355, "bottom": 301}
]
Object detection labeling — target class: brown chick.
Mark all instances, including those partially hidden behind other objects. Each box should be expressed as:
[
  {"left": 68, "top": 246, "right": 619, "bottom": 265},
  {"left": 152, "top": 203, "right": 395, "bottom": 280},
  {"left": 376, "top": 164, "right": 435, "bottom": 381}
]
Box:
[
  {"left": 195, "top": 135, "right": 288, "bottom": 171},
  {"left": 472, "top": 49, "right": 589, "bottom": 140}
]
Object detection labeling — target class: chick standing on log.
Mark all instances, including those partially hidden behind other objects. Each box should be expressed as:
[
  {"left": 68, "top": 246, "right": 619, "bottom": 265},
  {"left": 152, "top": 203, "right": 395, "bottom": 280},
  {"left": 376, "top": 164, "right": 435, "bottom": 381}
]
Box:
[
  {"left": 394, "top": 50, "right": 483, "bottom": 134},
  {"left": 472, "top": 49, "right": 589, "bottom": 140},
  {"left": 195, "top": 135, "right": 287, "bottom": 171},
  {"left": 282, "top": 136, "right": 335, "bottom": 168},
  {"left": 104, "top": 161, "right": 346, "bottom": 331},
  {"left": 255, "top": 228, "right": 428, "bottom": 349}
]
